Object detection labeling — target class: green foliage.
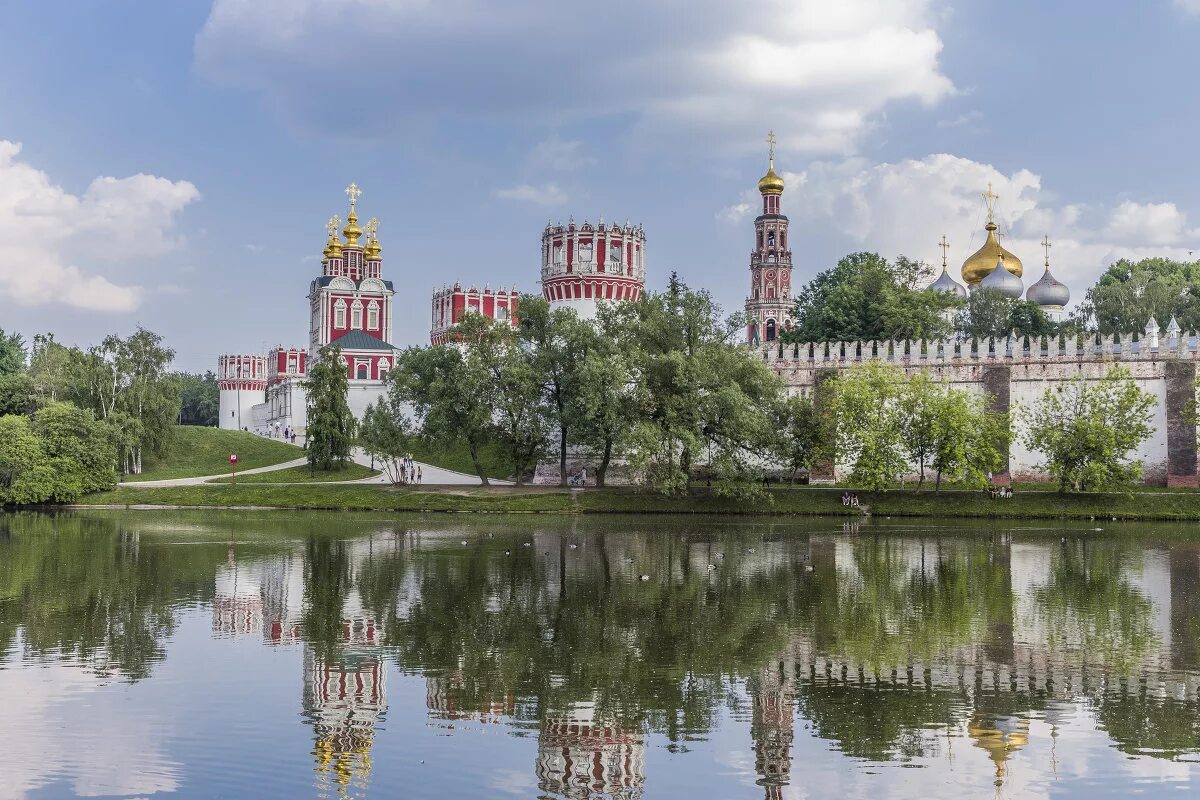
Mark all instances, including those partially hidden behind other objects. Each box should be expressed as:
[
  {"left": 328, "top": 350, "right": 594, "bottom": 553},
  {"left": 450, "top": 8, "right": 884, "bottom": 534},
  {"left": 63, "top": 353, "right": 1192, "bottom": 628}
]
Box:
[
  {"left": 575, "top": 305, "right": 638, "bottom": 486},
  {"left": 829, "top": 363, "right": 907, "bottom": 490},
  {"left": 0, "top": 372, "right": 35, "bottom": 416},
  {"left": 788, "top": 252, "right": 957, "bottom": 343},
  {"left": 0, "top": 329, "right": 25, "bottom": 375},
  {"left": 305, "top": 346, "right": 356, "bottom": 471},
  {"left": 32, "top": 402, "right": 117, "bottom": 496},
  {"left": 0, "top": 416, "right": 54, "bottom": 504},
  {"left": 137, "top": 426, "right": 301, "bottom": 480},
  {"left": 178, "top": 371, "right": 220, "bottom": 426},
  {"left": 1023, "top": 366, "right": 1156, "bottom": 492},
  {"left": 772, "top": 392, "right": 825, "bottom": 482},
  {"left": 927, "top": 388, "right": 1007, "bottom": 490},
  {"left": 1075, "top": 257, "right": 1200, "bottom": 335},
  {"left": 27, "top": 333, "right": 72, "bottom": 403},
  {"left": 955, "top": 287, "right": 1058, "bottom": 340},
  {"left": 359, "top": 395, "right": 415, "bottom": 484},
  {"left": 391, "top": 334, "right": 500, "bottom": 485}
]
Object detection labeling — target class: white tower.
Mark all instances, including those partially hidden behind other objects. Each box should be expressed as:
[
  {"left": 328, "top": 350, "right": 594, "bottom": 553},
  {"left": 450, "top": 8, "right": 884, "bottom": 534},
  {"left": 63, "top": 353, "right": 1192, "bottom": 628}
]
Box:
[
  {"left": 218, "top": 353, "right": 267, "bottom": 431},
  {"left": 541, "top": 218, "right": 646, "bottom": 320}
]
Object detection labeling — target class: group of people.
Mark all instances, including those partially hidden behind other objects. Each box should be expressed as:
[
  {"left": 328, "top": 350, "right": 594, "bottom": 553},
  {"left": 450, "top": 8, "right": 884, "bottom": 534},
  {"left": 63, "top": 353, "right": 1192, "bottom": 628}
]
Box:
[
  {"left": 988, "top": 485, "right": 1014, "bottom": 499},
  {"left": 567, "top": 468, "right": 588, "bottom": 487},
  {"left": 397, "top": 455, "right": 422, "bottom": 485},
  {"left": 841, "top": 492, "right": 860, "bottom": 507}
]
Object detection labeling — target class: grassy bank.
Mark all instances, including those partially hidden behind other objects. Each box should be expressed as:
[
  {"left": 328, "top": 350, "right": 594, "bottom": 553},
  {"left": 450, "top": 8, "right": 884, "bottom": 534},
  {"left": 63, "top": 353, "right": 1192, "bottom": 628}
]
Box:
[
  {"left": 208, "top": 463, "right": 378, "bottom": 484},
  {"left": 401, "top": 438, "right": 515, "bottom": 482},
  {"left": 72, "top": 483, "right": 1200, "bottom": 520},
  {"left": 138, "top": 427, "right": 302, "bottom": 480}
]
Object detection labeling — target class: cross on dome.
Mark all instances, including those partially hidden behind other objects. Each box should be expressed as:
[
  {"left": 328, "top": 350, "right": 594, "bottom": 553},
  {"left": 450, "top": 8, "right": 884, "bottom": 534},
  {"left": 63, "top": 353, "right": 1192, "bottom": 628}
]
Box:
[
  {"left": 938, "top": 235, "right": 950, "bottom": 268},
  {"left": 327, "top": 215, "right": 340, "bottom": 239},
  {"left": 982, "top": 182, "right": 999, "bottom": 224},
  {"left": 345, "top": 182, "right": 361, "bottom": 210},
  {"left": 1041, "top": 235, "right": 1052, "bottom": 266},
  {"left": 766, "top": 130, "right": 776, "bottom": 163}
]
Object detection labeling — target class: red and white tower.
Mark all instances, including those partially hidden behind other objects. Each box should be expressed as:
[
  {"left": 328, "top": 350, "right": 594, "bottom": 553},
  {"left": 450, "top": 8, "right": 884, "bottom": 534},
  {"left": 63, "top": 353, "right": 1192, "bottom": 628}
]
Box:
[
  {"left": 430, "top": 283, "right": 519, "bottom": 345},
  {"left": 541, "top": 218, "right": 645, "bottom": 320},
  {"left": 745, "top": 132, "right": 794, "bottom": 345},
  {"left": 217, "top": 353, "right": 267, "bottom": 430}
]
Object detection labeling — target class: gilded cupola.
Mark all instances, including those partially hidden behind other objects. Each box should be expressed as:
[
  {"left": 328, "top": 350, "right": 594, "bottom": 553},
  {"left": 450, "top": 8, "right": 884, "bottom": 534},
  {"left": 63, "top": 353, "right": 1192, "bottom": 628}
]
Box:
[
  {"left": 961, "top": 183, "right": 1023, "bottom": 286},
  {"left": 341, "top": 182, "right": 364, "bottom": 246},
  {"left": 758, "top": 130, "right": 785, "bottom": 195}
]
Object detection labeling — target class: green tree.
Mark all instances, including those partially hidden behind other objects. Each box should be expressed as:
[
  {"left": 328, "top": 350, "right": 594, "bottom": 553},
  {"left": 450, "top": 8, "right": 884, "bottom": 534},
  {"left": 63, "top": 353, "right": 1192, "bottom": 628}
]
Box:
[
  {"left": 392, "top": 341, "right": 497, "bottom": 485},
  {"left": 929, "top": 389, "right": 1006, "bottom": 490},
  {"left": 27, "top": 333, "right": 72, "bottom": 403},
  {"left": 359, "top": 395, "right": 415, "bottom": 484},
  {"left": 830, "top": 362, "right": 906, "bottom": 490},
  {"left": 31, "top": 401, "right": 118, "bottom": 496},
  {"left": 575, "top": 306, "right": 637, "bottom": 486},
  {"left": 772, "top": 393, "right": 825, "bottom": 483},
  {"left": 956, "top": 287, "right": 1056, "bottom": 340},
  {"left": 1023, "top": 366, "right": 1156, "bottom": 492},
  {"left": 305, "top": 345, "right": 356, "bottom": 471},
  {"left": 1075, "top": 257, "right": 1200, "bottom": 335},
  {"left": 0, "top": 415, "right": 53, "bottom": 504},
  {"left": 787, "top": 253, "right": 958, "bottom": 343},
  {"left": 178, "top": 371, "right": 220, "bottom": 426},
  {"left": 0, "top": 329, "right": 25, "bottom": 375},
  {"left": 0, "top": 372, "right": 35, "bottom": 416}
]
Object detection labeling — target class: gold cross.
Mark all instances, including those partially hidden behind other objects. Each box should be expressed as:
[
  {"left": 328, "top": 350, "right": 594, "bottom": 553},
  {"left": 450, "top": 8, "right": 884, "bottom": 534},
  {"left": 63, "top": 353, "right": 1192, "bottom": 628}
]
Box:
[
  {"left": 345, "top": 182, "right": 361, "bottom": 209},
  {"left": 938, "top": 235, "right": 950, "bottom": 268},
  {"left": 366, "top": 217, "right": 379, "bottom": 238},
  {"left": 982, "top": 182, "right": 999, "bottom": 223},
  {"left": 1041, "top": 235, "right": 1052, "bottom": 266},
  {"left": 766, "top": 130, "right": 776, "bottom": 163},
  {"left": 327, "top": 215, "right": 340, "bottom": 238}
]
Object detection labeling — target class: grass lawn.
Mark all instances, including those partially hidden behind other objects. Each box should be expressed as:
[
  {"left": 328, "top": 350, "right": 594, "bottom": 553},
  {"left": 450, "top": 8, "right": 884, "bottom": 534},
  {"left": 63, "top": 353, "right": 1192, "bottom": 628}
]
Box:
[
  {"left": 208, "top": 462, "right": 378, "bottom": 484},
  {"left": 136, "top": 427, "right": 303, "bottom": 481},
  {"left": 404, "top": 437, "right": 515, "bottom": 481},
  {"left": 73, "top": 483, "right": 1200, "bottom": 520}
]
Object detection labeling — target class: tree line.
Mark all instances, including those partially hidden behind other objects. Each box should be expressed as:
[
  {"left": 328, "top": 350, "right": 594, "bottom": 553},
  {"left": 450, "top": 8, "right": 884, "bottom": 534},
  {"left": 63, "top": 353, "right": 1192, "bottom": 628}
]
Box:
[
  {"left": 0, "top": 326, "right": 218, "bottom": 504},
  {"left": 784, "top": 252, "right": 1200, "bottom": 344}
]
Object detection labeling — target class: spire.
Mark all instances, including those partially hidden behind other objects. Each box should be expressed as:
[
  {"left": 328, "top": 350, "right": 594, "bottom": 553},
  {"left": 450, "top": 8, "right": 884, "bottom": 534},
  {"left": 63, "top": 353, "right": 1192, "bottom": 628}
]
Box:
[
  {"left": 1041, "top": 234, "right": 1052, "bottom": 268},
  {"left": 342, "top": 183, "right": 363, "bottom": 245},
  {"left": 324, "top": 215, "right": 343, "bottom": 259},
  {"left": 757, "top": 130, "right": 785, "bottom": 195},
  {"left": 939, "top": 235, "right": 950, "bottom": 272},
  {"left": 982, "top": 182, "right": 999, "bottom": 227}
]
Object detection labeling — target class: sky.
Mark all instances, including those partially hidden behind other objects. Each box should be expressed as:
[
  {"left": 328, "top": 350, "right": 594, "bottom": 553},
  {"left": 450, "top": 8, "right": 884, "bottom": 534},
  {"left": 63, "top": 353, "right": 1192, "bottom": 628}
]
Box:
[{"left": 3, "top": 0, "right": 1200, "bottom": 371}]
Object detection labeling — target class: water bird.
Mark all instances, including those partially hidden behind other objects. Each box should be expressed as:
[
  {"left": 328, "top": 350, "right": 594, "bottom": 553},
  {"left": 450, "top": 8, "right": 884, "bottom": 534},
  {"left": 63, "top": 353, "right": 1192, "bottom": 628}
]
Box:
[
  {"left": 460, "top": 540, "right": 467, "bottom": 546},
  {"left": 639, "top": 574, "right": 650, "bottom": 581},
  {"left": 707, "top": 564, "right": 716, "bottom": 570},
  {"left": 523, "top": 542, "right": 531, "bottom": 547},
  {"left": 569, "top": 543, "right": 578, "bottom": 549},
  {"left": 504, "top": 550, "right": 511, "bottom": 556}
]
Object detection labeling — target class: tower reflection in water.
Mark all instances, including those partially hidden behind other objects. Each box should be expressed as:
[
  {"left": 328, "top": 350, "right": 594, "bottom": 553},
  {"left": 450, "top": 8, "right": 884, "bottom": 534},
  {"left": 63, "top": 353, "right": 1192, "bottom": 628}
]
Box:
[{"left": 201, "top": 523, "right": 1200, "bottom": 799}]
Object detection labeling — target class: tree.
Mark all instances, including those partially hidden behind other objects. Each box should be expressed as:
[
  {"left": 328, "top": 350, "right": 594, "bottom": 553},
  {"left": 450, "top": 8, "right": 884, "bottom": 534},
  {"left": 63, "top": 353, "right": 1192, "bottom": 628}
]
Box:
[
  {"left": 305, "top": 345, "right": 356, "bottom": 471},
  {"left": 359, "top": 397, "right": 414, "bottom": 484},
  {"left": 787, "top": 253, "right": 958, "bottom": 343},
  {"left": 622, "top": 276, "right": 782, "bottom": 495},
  {"left": 1075, "top": 257, "right": 1200, "bottom": 335},
  {"left": 956, "top": 287, "right": 1056, "bottom": 340},
  {"left": 928, "top": 389, "right": 1007, "bottom": 490},
  {"left": 829, "top": 362, "right": 906, "bottom": 490},
  {"left": 178, "top": 371, "right": 220, "bottom": 426},
  {"left": 772, "top": 392, "right": 824, "bottom": 483},
  {"left": 27, "top": 333, "right": 72, "bottom": 403},
  {"left": 0, "top": 329, "right": 25, "bottom": 375},
  {"left": 0, "top": 372, "right": 35, "bottom": 416},
  {"left": 31, "top": 401, "right": 118, "bottom": 496},
  {"left": 575, "top": 305, "right": 638, "bottom": 487},
  {"left": 0, "top": 415, "right": 53, "bottom": 504},
  {"left": 391, "top": 341, "right": 496, "bottom": 485},
  {"left": 519, "top": 296, "right": 591, "bottom": 487},
  {"left": 1023, "top": 366, "right": 1156, "bottom": 492},
  {"left": 459, "top": 313, "right": 548, "bottom": 485}
]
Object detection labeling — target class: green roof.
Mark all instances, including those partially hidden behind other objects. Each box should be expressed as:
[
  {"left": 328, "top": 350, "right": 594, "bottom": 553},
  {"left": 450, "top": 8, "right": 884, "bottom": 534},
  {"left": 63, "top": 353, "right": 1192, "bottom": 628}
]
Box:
[{"left": 328, "top": 331, "right": 395, "bottom": 351}]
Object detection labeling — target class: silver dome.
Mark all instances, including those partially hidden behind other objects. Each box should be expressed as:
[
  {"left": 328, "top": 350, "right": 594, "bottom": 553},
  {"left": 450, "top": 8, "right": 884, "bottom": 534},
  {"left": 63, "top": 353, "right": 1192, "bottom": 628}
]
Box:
[
  {"left": 929, "top": 267, "right": 968, "bottom": 299},
  {"left": 1026, "top": 267, "right": 1070, "bottom": 307},
  {"left": 977, "top": 258, "right": 1024, "bottom": 299}
]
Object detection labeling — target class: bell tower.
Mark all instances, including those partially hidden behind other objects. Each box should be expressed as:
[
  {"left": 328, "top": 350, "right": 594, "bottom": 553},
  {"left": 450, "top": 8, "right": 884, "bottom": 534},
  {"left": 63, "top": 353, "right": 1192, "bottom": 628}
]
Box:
[{"left": 745, "top": 131, "right": 794, "bottom": 346}]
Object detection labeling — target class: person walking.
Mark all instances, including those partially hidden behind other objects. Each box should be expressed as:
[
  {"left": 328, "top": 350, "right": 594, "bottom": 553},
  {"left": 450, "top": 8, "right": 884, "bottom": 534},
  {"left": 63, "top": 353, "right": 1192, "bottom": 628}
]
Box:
[{"left": 417, "top": 466, "right": 422, "bottom": 485}]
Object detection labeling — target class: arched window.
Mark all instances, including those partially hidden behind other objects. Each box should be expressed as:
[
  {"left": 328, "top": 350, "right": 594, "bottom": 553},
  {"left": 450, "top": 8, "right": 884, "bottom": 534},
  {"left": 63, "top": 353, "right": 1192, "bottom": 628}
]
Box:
[
  {"left": 367, "top": 301, "right": 379, "bottom": 331},
  {"left": 767, "top": 231, "right": 775, "bottom": 248},
  {"left": 378, "top": 358, "right": 390, "bottom": 379},
  {"left": 766, "top": 318, "right": 777, "bottom": 342},
  {"left": 334, "top": 299, "right": 347, "bottom": 330},
  {"left": 351, "top": 300, "right": 363, "bottom": 330},
  {"left": 767, "top": 285, "right": 775, "bottom": 299},
  {"left": 753, "top": 287, "right": 759, "bottom": 300},
  {"left": 356, "top": 363, "right": 368, "bottom": 380}
]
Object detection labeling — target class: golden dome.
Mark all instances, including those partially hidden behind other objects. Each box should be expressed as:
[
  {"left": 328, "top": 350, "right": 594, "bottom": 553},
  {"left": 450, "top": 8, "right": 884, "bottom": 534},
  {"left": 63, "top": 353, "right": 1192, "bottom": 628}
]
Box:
[
  {"left": 342, "top": 209, "right": 363, "bottom": 247},
  {"left": 961, "top": 222, "right": 1022, "bottom": 285},
  {"left": 364, "top": 236, "right": 382, "bottom": 260},
  {"left": 758, "top": 160, "right": 785, "bottom": 195}
]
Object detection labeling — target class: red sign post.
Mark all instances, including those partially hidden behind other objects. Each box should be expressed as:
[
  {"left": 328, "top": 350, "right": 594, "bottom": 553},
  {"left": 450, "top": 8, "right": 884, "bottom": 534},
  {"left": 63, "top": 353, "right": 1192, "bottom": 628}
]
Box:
[{"left": 229, "top": 453, "right": 238, "bottom": 485}]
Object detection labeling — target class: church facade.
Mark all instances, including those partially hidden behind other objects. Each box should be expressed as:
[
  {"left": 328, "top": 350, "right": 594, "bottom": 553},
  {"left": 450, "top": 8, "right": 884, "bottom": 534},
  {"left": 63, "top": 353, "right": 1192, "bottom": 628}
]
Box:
[{"left": 217, "top": 184, "right": 399, "bottom": 436}]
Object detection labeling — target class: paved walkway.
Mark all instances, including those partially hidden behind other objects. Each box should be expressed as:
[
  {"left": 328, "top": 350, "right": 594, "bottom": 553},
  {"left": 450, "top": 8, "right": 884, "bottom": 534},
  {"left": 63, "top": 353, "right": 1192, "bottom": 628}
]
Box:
[{"left": 121, "top": 447, "right": 506, "bottom": 487}]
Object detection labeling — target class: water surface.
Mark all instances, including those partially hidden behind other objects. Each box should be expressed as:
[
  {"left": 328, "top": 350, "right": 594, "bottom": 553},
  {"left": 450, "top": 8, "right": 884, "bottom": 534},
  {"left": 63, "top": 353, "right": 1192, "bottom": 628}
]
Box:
[{"left": 2, "top": 511, "right": 1199, "bottom": 799}]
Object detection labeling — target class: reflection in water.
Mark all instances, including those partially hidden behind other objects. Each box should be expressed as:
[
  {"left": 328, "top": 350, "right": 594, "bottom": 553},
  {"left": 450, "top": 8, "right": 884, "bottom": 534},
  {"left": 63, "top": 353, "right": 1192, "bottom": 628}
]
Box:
[{"left": 1, "top": 512, "right": 1200, "bottom": 799}]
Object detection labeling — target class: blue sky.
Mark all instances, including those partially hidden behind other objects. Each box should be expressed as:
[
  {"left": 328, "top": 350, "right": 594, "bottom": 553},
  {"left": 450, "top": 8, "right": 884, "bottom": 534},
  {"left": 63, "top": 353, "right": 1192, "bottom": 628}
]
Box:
[{"left": 3, "top": 0, "right": 1200, "bottom": 371}]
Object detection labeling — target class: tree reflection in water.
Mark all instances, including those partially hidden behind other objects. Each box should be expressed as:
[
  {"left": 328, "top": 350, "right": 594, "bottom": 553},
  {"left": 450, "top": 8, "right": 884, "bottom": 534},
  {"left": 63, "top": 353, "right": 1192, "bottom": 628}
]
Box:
[{"left": 1, "top": 512, "right": 1199, "bottom": 798}]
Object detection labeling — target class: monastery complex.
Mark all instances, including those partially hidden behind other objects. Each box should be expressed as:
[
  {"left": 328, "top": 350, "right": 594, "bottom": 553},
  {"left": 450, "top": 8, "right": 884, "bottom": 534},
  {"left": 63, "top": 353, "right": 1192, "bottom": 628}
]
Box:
[{"left": 215, "top": 137, "right": 1200, "bottom": 486}]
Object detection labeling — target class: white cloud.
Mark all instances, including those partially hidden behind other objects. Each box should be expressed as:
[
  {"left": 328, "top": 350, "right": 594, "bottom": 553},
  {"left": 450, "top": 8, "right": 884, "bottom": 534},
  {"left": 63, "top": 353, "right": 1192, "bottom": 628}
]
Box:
[
  {"left": 494, "top": 182, "right": 568, "bottom": 206},
  {"left": 528, "top": 136, "right": 594, "bottom": 172},
  {"left": 778, "top": 152, "right": 1198, "bottom": 297},
  {"left": 1174, "top": 0, "right": 1200, "bottom": 14},
  {"left": 717, "top": 200, "right": 756, "bottom": 223},
  {"left": 195, "top": 0, "right": 954, "bottom": 155},
  {"left": 0, "top": 140, "right": 199, "bottom": 312},
  {"left": 936, "top": 110, "right": 983, "bottom": 129}
]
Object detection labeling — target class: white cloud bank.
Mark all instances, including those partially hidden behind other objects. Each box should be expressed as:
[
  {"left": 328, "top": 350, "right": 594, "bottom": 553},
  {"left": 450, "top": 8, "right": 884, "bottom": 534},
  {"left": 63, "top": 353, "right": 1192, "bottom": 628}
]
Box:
[
  {"left": 723, "top": 153, "right": 1199, "bottom": 297},
  {"left": 194, "top": 0, "right": 953, "bottom": 155},
  {"left": 0, "top": 141, "right": 199, "bottom": 312},
  {"left": 494, "top": 182, "right": 568, "bottom": 206}
]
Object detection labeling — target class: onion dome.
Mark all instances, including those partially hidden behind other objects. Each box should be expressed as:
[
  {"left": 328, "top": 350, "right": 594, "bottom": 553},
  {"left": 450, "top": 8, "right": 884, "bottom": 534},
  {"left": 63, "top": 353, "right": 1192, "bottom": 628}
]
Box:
[
  {"left": 1026, "top": 266, "right": 1069, "bottom": 308},
  {"left": 978, "top": 257, "right": 1024, "bottom": 299},
  {"left": 363, "top": 217, "right": 382, "bottom": 260},
  {"left": 342, "top": 209, "right": 363, "bottom": 246},
  {"left": 758, "top": 161, "right": 785, "bottom": 195},
  {"left": 323, "top": 215, "right": 343, "bottom": 259},
  {"left": 962, "top": 221, "right": 1023, "bottom": 285},
  {"left": 930, "top": 266, "right": 967, "bottom": 298}
]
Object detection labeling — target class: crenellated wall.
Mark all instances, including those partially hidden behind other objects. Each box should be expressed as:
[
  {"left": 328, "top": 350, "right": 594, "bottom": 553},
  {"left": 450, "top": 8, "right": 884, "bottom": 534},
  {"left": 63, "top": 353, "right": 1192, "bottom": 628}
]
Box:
[{"left": 756, "top": 333, "right": 1200, "bottom": 486}]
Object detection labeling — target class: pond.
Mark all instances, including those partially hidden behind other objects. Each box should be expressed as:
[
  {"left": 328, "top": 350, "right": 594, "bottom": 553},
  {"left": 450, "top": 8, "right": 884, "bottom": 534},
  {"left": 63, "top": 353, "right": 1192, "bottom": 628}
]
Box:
[{"left": 1, "top": 511, "right": 1199, "bottom": 798}]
